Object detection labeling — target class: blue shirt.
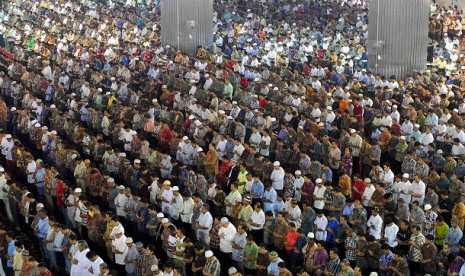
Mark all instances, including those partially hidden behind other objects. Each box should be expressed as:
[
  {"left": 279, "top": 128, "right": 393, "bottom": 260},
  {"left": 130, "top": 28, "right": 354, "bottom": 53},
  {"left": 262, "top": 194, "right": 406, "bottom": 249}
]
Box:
[
  {"left": 326, "top": 219, "right": 339, "bottom": 244},
  {"left": 7, "top": 241, "right": 15, "bottom": 267},
  {"left": 35, "top": 168, "right": 46, "bottom": 187},
  {"left": 267, "top": 258, "right": 284, "bottom": 275},
  {"left": 80, "top": 106, "right": 89, "bottom": 122},
  {"left": 343, "top": 204, "right": 355, "bottom": 217},
  {"left": 273, "top": 200, "right": 284, "bottom": 216},
  {"left": 36, "top": 217, "right": 50, "bottom": 239},
  {"left": 251, "top": 181, "right": 264, "bottom": 198},
  {"left": 263, "top": 188, "right": 277, "bottom": 213},
  {"left": 323, "top": 168, "right": 333, "bottom": 183}
]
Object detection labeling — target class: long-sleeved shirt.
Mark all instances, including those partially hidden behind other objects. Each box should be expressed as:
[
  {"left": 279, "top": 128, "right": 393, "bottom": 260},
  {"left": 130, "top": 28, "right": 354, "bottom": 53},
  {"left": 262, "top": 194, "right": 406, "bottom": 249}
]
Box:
[
  {"left": 446, "top": 227, "right": 463, "bottom": 253},
  {"left": 367, "top": 214, "right": 383, "bottom": 239},
  {"left": 219, "top": 223, "right": 237, "bottom": 253},
  {"left": 384, "top": 224, "right": 399, "bottom": 247},
  {"left": 52, "top": 231, "right": 64, "bottom": 252},
  {"left": 7, "top": 241, "right": 15, "bottom": 268},
  {"left": 35, "top": 217, "right": 50, "bottom": 239}
]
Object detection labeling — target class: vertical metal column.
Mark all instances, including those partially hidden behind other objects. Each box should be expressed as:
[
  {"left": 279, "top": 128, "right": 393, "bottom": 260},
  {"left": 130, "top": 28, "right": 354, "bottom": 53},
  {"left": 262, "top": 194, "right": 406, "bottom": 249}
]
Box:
[
  {"left": 367, "top": 0, "right": 430, "bottom": 78},
  {"left": 160, "top": 0, "right": 214, "bottom": 55}
]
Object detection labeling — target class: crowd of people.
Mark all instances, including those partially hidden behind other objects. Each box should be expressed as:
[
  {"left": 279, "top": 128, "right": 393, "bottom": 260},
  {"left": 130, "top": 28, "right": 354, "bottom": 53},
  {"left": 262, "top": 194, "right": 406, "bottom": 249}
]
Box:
[{"left": 0, "top": 0, "right": 465, "bottom": 275}]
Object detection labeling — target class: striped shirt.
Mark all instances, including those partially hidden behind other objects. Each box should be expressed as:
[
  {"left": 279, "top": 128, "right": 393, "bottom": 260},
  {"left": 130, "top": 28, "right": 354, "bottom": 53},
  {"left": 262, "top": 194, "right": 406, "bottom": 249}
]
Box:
[
  {"left": 204, "top": 257, "right": 221, "bottom": 276},
  {"left": 327, "top": 258, "right": 342, "bottom": 275},
  {"left": 408, "top": 233, "right": 425, "bottom": 262}
]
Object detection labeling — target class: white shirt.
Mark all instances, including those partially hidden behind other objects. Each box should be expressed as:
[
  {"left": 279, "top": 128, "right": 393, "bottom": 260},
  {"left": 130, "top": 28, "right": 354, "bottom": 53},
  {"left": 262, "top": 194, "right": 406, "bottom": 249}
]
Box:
[
  {"left": 149, "top": 181, "right": 159, "bottom": 204},
  {"left": 170, "top": 193, "right": 183, "bottom": 220},
  {"left": 70, "top": 248, "right": 90, "bottom": 276},
  {"left": 313, "top": 186, "right": 326, "bottom": 209},
  {"left": 362, "top": 185, "right": 376, "bottom": 206},
  {"left": 314, "top": 216, "right": 328, "bottom": 241},
  {"left": 112, "top": 235, "right": 128, "bottom": 265},
  {"left": 367, "top": 214, "right": 383, "bottom": 239},
  {"left": 180, "top": 197, "right": 195, "bottom": 223},
  {"left": 161, "top": 188, "right": 173, "bottom": 213},
  {"left": 110, "top": 223, "right": 125, "bottom": 239},
  {"left": 394, "top": 181, "right": 412, "bottom": 204},
  {"left": 287, "top": 206, "right": 302, "bottom": 228},
  {"left": 1, "top": 139, "right": 13, "bottom": 161},
  {"left": 270, "top": 168, "right": 285, "bottom": 190},
  {"left": 384, "top": 223, "right": 399, "bottom": 247},
  {"left": 197, "top": 211, "right": 213, "bottom": 234},
  {"left": 219, "top": 223, "right": 237, "bottom": 253},
  {"left": 0, "top": 174, "right": 6, "bottom": 200},
  {"left": 26, "top": 161, "right": 37, "bottom": 184},
  {"left": 115, "top": 193, "right": 128, "bottom": 217},
  {"left": 379, "top": 170, "right": 394, "bottom": 186},
  {"left": 410, "top": 180, "right": 426, "bottom": 205},
  {"left": 420, "top": 132, "right": 434, "bottom": 146},
  {"left": 88, "top": 256, "right": 104, "bottom": 275},
  {"left": 250, "top": 210, "right": 265, "bottom": 230}
]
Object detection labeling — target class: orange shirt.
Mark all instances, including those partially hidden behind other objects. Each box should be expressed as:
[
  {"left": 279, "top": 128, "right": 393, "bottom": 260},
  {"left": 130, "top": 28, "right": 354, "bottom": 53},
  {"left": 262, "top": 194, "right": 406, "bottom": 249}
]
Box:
[
  {"left": 339, "top": 175, "right": 352, "bottom": 197},
  {"left": 339, "top": 100, "right": 348, "bottom": 112}
]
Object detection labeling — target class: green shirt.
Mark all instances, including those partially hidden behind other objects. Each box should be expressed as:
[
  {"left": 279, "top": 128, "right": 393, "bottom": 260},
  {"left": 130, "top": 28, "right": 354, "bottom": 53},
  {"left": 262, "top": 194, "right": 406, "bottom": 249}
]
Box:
[
  {"left": 435, "top": 223, "right": 449, "bottom": 246},
  {"left": 244, "top": 242, "right": 259, "bottom": 269},
  {"left": 237, "top": 170, "right": 249, "bottom": 194},
  {"left": 238, "top": 205, "right": 253, "bottom": 225}
]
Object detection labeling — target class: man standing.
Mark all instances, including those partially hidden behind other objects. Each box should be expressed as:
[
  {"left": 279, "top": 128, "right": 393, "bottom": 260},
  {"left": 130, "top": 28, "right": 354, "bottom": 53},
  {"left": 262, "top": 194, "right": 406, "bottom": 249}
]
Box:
[
  {"left": 85, "top": 251, "right": 104, "bottom": 276},
  {"left": 111, "top": 231, "right": 128, "bottom": 275},
  {"left": 203, "top": 250, "right": 220, "bottom": 276},
  {"left": 408, "top": 225, "right": 425, "bottom": 276},
  {"left": 367, "top": 207, "right": 383, "bottom": 240},
  {"left": 124, "top": 237, "right": 138, "bottom": 276},
  {"left": 196, "top": 205, "right": 213, "bottom": 246},
  {"left": 218, "top": 217, "right": 236, "bottom": 273},
  {"left": 231, "top": 223, "right": 247, "bottom": 274},
  {"left": 270, "top": 161, "right": 285, "bottom": 194}
]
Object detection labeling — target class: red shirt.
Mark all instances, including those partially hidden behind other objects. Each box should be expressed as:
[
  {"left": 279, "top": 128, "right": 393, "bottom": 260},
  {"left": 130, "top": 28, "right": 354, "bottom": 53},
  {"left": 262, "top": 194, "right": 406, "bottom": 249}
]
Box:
[
  {"left": 56, "top": 182, "right": 65, "bottom": 206},
  {"left": 285, "top": 230, "right": 298, "bottom": 251},
  {"left": 353, "top": 104, "right": 364, "bottom": 122},
  {"left": 391, "top": 123, "right": 402, "bottom": 136},
  {"left": 219, "top": 161, "right": 232, "bottom": 176},
  {"left": 259, "top": 98, "right": 268, "bottom": 108},
  {"left": 351, "top": 180, "right": 366, "bottom": 201},
  {"left": 160, "top": 128, "right": 173, "bottom": 142},
  {"left": 240, "top": 77, "right": 249, "bottom": 88},
  {"left": 39, "top": 270, "right": 53, "bottom": 276}
]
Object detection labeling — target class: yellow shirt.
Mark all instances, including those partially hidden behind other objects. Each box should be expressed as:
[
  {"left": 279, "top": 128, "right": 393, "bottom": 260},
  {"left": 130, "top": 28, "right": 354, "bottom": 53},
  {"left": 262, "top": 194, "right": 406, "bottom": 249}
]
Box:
[{"left": 237, "top": 170, "right": 249, "bottom": 194}]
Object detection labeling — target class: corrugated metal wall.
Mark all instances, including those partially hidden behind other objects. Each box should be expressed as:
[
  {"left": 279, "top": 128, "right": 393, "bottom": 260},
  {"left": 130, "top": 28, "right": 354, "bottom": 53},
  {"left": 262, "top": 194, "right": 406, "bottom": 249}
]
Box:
[
  {"left": 160, "top": 0, "right": 214, "bottom": 55},
  {"left": 367, "top": 0, "right": 430, "bottom": 78}
]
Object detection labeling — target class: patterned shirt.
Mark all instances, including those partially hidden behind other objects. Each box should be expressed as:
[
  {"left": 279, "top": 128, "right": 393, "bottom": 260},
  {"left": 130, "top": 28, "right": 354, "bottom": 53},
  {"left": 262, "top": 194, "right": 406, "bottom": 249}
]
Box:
[
  {"left": 344, "top": 234, "right": 359, "bottom": 261},
  {"left": 204, "top": 257, "right": 221, "bottom": 276},
  {"left": 209, "top": 224, "right": 221, "bottom": 250},
  {"left": 379, "top": 252, "right": 394, "bottom": 276},
  {"left": 327, "top": 258, "right": 342, "bottom": 275},
  {"left": 408, "top": 233, "right": 425, "bottom": 262},
  {"left": 231, "top": 232, "right": 247, "bottom": 262},
  {"left": 423, "top": 211, "right": 438, "bottom": 236},
  {"left": 135, "top": 249, "right": 147, "bottom": 276}
]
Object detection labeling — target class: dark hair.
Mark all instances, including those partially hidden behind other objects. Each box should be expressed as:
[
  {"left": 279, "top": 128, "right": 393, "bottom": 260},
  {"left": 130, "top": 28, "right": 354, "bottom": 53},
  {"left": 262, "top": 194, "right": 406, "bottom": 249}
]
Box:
[
  {"left": 330, "top": 248, "right": 339, "bottom": 255},
  {"left": 86, "top": 251, "right": 96, "bottom": 259}
]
